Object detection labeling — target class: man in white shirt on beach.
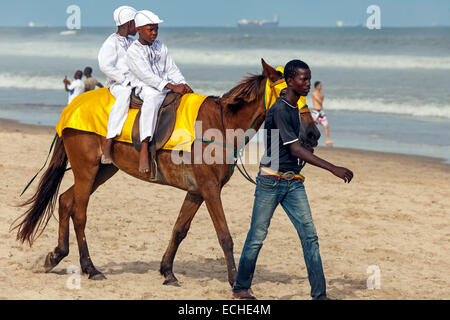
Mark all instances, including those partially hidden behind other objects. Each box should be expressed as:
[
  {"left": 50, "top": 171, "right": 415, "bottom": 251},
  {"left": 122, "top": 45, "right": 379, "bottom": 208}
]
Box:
[
  {"left": 63, "top": 70, "right": 85, "bottom": 104},
  {"left": 98, "top": 5, "right": 137, "bottom": 164},
  {"left": 127, "top": 10, "right": 193, "bottom": 172}
]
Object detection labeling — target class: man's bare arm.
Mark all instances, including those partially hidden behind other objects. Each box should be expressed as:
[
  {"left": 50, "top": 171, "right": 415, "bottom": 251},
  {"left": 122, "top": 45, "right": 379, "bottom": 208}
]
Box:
[{"left": 288, "top": 141, "right": 353, "bottom": 183}]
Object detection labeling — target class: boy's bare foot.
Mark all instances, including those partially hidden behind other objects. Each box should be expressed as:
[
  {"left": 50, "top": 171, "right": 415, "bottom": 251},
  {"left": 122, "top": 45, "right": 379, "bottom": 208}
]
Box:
[
  {"left": 139, "top": 138, "right": 150, "bottom": 173},
  {"left": 326, "top": 140, "right": 334, "bottom": 146},
  {"left": 101, "top": 138, "right": 114, "bottom": 164},
  {"left": 101, "top": 154, "right": 113, "bottom": 164},
  {"left": 139, "top": 155, "right": 150, "bottom": 173}
]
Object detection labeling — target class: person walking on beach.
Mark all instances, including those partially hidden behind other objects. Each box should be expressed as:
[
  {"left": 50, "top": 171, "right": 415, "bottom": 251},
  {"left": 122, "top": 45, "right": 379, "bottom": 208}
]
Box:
[
  {"left": 312, "top": 81, "right": 334, "bottom": 146},
  {"left": 99, "top": 5, "right": 137, "bottom": 164},
  {"left": 231, "top": 60, "right": 353, "bottom": 300},
  {"left": 126, "top": 10, "right": 193, "bottom": 172},
  {"left": 83, "top": 67, "right": 103, "bottom": 91},
  {"left": 63, "top": 70, "right": 85, "bottom": 104}
]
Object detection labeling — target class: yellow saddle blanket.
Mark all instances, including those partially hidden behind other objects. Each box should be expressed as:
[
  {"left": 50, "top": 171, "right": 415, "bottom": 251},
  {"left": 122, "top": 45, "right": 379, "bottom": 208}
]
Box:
[{"left": 55, "top": 88, "right": 208, "bottom": 151}]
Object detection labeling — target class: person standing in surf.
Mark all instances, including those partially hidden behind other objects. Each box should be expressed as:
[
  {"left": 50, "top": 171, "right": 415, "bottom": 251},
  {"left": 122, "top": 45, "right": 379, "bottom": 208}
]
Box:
[
  {"left": 63, "top": 70, "right": 85, "bottom": 105},
  {"left": 312, "top": 81, "right": 334, "bottom": 146},
  {"left": 83, "top": 67, "right": 103, "bottom": 92}
]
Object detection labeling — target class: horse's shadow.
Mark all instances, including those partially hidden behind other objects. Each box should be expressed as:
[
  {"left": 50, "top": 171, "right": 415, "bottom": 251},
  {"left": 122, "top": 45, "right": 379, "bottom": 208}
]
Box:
[
  {"left": 50, "top": 259, "right": 365, "bottom": 297},
  {"left": 94, "top": 258, "right": 305, "bottom": 285}
]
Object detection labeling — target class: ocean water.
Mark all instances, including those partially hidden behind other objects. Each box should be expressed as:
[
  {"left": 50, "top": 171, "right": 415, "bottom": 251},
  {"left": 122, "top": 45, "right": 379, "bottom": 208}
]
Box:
[{"left": 0, "top": 26, "right": 449, "bottom": 162}]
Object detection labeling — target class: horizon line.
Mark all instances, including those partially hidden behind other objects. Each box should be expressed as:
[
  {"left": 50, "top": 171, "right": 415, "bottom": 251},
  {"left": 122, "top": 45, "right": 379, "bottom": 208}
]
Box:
[{"left": 1, "top": 24, "right": 449, "bottom": 28}]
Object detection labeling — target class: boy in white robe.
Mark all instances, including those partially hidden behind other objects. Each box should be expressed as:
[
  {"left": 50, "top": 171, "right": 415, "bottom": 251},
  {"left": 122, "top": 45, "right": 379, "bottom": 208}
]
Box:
[
  {"left": 127, "top": 10, "right": 193, "bottom": 172},
  {"left": 98, "top": 5, "right": 137, "bottom": 164}
]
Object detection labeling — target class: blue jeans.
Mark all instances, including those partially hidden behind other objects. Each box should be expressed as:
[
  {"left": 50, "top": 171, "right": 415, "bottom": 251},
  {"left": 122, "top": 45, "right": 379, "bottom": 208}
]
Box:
[{"left": 232, "top": 171, "right": 327, "bottom": 300}]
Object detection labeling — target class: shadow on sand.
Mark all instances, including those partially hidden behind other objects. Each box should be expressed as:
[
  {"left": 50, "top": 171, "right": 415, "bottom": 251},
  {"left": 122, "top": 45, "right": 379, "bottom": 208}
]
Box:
[{"left": 95, "top": 258, "right": 305, "bottom": 285}]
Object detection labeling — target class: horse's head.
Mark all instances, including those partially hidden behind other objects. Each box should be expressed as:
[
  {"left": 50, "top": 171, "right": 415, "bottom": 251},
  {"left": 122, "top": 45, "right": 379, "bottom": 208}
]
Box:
[
  {"left": 298, "top": 103, "right": 321, "bottom": 149},
  {"left": 262, "top": 59, "right": 321, "bottom": 149}
]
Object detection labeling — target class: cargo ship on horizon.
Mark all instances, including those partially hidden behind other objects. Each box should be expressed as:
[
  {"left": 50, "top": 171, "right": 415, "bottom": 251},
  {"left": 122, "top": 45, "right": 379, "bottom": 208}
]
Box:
[{"left": 237, "top": 14, "right": 279, "bottom": 28}]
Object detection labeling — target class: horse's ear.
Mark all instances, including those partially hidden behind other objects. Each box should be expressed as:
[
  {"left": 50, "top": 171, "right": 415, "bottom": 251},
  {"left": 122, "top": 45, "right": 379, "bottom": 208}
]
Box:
[{"left": 261, "top": 58, "right": 279, "bottom": 82}]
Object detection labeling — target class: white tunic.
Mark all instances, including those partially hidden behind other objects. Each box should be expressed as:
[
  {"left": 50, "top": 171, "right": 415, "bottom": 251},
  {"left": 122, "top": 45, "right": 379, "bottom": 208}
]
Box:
[
  {"left": 126, "top": 40, "right": 187, "bottom": 141},
  {"left": 127, "top": 39, "right": 186, "bottom": 93},
  {"left": 98, "top": 33, "right": 134, "bottom": 88},
  {"left": 67, "top": 79, "right": 85, "bottom": 104},
  {"left": 98, "top": 33, "right": 134, "bottom": 139}
]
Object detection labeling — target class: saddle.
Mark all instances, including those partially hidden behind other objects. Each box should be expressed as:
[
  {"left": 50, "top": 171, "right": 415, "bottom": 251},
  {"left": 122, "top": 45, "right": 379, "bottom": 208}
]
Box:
[{"left": 129, "top": 88, "right": 183, "bottom": 181}]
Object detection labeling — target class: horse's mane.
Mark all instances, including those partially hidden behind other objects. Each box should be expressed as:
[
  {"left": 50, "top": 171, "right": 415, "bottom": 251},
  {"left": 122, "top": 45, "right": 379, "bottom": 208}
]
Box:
[{"left": 221, "top": 74, "right": 265, "bottom": 112}]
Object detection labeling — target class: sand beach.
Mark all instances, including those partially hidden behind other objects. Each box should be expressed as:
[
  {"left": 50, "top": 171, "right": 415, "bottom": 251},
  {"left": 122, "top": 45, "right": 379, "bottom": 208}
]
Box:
[{"left": 0, "top": 118, "right": 448, "bottom": 300}]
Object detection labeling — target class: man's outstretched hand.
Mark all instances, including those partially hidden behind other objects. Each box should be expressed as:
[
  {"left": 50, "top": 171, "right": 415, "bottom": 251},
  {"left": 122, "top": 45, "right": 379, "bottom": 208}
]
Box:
[{"left": 330, "top": 166, "right": 354, "bottom": 183}]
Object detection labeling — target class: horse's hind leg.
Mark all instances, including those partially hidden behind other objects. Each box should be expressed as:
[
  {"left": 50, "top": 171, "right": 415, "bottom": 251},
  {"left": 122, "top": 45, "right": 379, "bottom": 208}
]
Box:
[
  {"left": 43, "top": 164, "right": 118, "bottom": 274},
  {"left": 43, "top": 186, "right": 74, "bottom": 272},
  {"left": 72, "top": 164, "right": 119, "bottom": 280},
  {"left": 160, "top": 192, "right": 203, "bottom": 286}
]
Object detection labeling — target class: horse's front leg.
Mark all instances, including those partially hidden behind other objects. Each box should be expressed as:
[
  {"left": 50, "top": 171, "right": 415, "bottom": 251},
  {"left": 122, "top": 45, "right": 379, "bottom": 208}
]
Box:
[
  {"left": 202, "top": 185, "right": 237, "bottom": 287},
  {"left": 160, "top": 192, "right": 203, "bottom": 286}
]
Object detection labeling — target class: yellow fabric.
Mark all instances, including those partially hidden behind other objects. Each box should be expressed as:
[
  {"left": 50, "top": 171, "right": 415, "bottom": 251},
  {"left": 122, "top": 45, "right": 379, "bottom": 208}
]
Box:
[
  {"left": 274, "top": 66, "right": 307, "bottom": 110},
  {"left": 55, "top": 88, "right": 138, "bottom": 143},
  {"left": 161, "top": 93, "right": 208, "bottom": 151},
  {"left": 264, "top": 78, "right": 287, "bottom": 110},
  {"left": 55, "top": 88, "right": 208, "bottom": 152}
]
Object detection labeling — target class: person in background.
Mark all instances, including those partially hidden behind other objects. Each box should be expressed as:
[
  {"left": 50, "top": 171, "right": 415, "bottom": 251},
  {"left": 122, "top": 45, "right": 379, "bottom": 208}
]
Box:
[
  {"left": 312, "top": 81, "right": 334, "bottom": 146},
  {"left": 63, "top": 70, "right": 85, "bottom": 104},
  {"left": 83, "top": 67, "right": 103, "bottom": 91}
]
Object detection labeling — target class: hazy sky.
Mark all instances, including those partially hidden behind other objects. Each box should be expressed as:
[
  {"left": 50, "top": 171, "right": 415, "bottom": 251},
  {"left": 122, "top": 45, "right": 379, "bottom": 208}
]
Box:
[{"left": 1, "top": 0, "right": 449, "bottom": 27}]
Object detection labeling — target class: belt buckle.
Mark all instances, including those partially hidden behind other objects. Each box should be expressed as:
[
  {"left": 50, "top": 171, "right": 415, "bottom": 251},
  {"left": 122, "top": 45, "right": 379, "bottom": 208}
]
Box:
[{"left": 281, "top": 171, "right": 295, "bottom": 181}]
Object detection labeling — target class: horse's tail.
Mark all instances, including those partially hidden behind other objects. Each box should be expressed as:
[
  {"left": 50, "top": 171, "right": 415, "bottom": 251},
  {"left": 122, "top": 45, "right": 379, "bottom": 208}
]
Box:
[{"left": 12, "top": 136, "right": 68, "bottom": 246}]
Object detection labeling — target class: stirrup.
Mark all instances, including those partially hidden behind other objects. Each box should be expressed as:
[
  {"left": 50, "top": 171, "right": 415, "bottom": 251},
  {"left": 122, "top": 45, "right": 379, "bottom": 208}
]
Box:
[{"left": 149, "top": 157, "right": 158, "bottom": 181}]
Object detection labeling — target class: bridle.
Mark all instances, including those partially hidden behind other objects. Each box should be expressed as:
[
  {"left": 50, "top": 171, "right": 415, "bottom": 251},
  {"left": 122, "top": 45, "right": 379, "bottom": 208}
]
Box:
[
  {"left": 208, "top": 76, "right": 291, "bottom": 184},
  {"left": 203, "top": 75, "right": 312, "bottom": 185}
]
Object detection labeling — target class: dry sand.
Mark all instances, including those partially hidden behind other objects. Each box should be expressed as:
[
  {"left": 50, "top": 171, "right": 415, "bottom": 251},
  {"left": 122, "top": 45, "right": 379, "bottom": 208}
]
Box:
[{"left": 0, "top": 118, "right": 449, "bottom": 300}]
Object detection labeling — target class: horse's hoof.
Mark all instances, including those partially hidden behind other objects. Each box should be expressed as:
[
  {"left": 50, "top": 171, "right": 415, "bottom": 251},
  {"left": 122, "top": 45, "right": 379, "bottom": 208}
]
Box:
[
  {"left": 89, "top": 272, "right": 107, "bottom": 280},
  {"left": 43, "top": 252, "right": 57, "bottom": 273},
  {"left": 163, "top": 278, "right": 180, "bottom": 287}
]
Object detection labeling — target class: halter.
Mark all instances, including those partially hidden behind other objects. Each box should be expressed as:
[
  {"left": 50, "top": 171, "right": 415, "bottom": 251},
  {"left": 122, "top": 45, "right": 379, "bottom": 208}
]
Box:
[
  {"left": 203, "top": 75, "right": 310, "bottom": 185},
  {"left": 264, "top": 77, "right": 311, "bottom": 114}
]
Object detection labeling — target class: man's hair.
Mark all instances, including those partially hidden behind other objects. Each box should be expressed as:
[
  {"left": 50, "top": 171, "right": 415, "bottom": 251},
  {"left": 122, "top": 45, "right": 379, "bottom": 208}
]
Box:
[
  {"left": 314, "top": 81, "right": 321, "bottom": 88},
  {"left": 84, "top": 67, "right": 92, "bottom": 75},
  {"left": 284, "top": 60, "right": 310, "bottom": 81}
]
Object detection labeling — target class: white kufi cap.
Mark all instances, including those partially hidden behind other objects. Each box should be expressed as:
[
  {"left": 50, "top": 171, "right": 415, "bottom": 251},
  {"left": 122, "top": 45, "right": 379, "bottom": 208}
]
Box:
[
  {"left": 113, "top": 6, "right": 137, "bottom": 26},
  {"left": 134, "top": 10, "right": 164, "bottom": 27}
]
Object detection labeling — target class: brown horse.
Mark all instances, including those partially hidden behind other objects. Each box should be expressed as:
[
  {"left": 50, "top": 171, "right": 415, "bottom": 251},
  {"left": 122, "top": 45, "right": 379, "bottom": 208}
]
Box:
[{"left": 13, "top": 60, "right": 320, "bottom": 286}]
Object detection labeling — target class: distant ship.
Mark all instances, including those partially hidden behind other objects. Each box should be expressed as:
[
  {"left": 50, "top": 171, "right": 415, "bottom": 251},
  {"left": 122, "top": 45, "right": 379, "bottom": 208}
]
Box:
[{"left": 237, "top": 14, "right": 279, "bottom": 28}]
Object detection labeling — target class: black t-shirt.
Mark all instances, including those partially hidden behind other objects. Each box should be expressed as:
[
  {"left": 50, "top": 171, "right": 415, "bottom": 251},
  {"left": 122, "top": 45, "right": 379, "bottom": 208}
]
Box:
[{"left": 260, "top": 97, "right": 302, "bottom": 173}]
